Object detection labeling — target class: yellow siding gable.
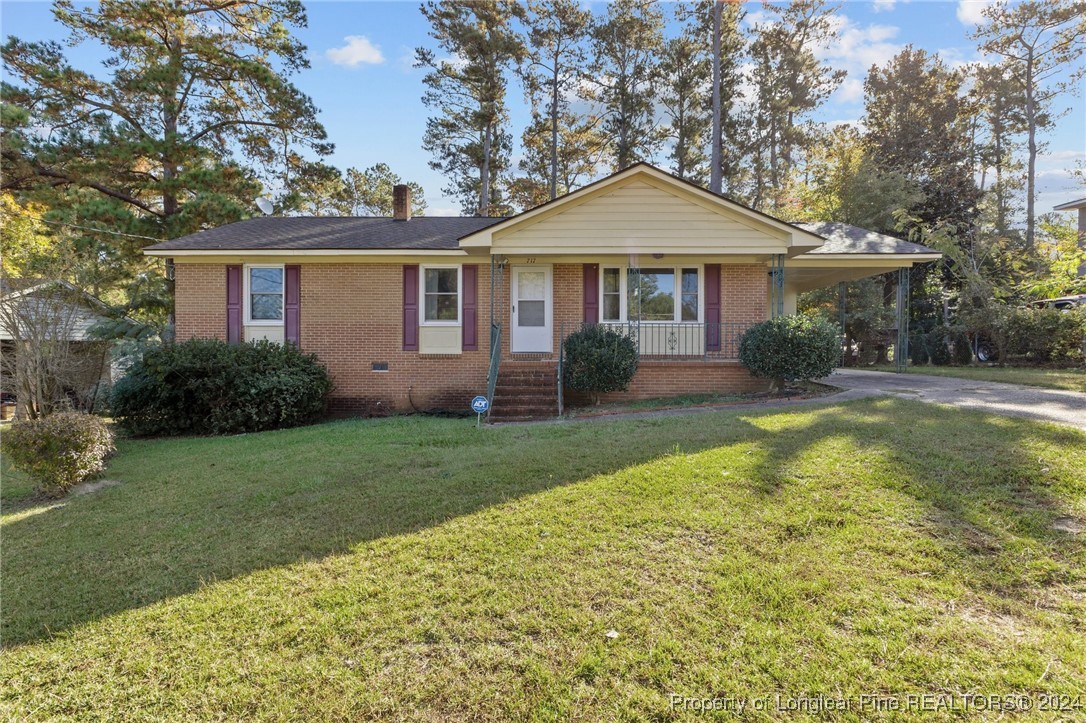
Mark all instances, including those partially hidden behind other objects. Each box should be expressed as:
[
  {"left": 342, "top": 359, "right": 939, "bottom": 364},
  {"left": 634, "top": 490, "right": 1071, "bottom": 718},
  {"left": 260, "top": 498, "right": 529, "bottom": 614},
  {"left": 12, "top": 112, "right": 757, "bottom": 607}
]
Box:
[{"left": 490, "top": 179, "right": 790, "bottom": 256}]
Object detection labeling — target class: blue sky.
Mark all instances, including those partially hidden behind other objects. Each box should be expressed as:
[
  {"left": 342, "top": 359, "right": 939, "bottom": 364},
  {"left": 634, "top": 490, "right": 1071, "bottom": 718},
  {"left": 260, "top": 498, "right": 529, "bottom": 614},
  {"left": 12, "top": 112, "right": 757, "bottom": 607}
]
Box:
[{"left": 2, "top": 0, "right": 1083, "bottom": 218}]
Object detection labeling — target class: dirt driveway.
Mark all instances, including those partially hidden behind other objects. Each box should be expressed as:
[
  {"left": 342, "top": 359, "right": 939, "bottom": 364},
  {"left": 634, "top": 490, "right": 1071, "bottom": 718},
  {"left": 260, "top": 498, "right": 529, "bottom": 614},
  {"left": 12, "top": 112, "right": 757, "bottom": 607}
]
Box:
[{"left": 827, "top": 368, "right": 1086, "bottom": 430}]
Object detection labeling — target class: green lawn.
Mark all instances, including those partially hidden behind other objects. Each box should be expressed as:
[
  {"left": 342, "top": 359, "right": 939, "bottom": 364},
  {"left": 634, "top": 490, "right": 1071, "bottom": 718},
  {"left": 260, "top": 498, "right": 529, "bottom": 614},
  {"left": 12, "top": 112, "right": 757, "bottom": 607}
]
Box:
[
  {"left": 2, "top": 399, "right": 1085, "bottom": 720},
  {"left": 873, "top": 364, "right": 1086, "bottom": 393}
]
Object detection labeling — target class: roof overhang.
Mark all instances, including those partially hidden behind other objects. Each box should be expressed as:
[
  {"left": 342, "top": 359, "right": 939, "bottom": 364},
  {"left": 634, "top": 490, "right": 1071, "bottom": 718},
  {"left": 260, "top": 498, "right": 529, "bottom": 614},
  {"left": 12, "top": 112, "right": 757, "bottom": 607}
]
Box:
[
  {"left": 785, "top": 253, "right": 941, "bottom": 293},
  {"left": 1053, "top": 198, "right": 1086, "bottom": 211},
  {"left": 144, "top": 248, "right": 468, "bottom": 258},
  {"left": 792, "top": 253, "right": 942, "bottom": 264},
  {"left": 457, "top": 163, "right": 826, "bottom": 252}
]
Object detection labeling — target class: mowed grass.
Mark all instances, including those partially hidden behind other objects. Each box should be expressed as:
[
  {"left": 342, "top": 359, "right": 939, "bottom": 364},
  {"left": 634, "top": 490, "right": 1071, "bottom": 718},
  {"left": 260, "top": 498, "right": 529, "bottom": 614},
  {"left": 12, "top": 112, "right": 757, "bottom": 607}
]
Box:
[
  {"left": 2, "top": 398, "right": 1085, "bottom": 720},
  {"left": 874, "top": 364, "right": 1086, "bottom": 393}
]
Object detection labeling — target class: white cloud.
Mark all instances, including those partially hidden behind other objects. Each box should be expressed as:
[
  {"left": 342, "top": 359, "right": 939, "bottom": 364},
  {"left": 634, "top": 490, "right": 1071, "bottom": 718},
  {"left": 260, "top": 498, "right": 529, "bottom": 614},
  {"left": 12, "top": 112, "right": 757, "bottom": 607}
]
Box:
[
  {"left": 818, "top": 18, "right": 902, "bottom": 70},
  {"left": 428, "top": 206, "right": 460, "bottom": 217},
  {"left": 1039, "top": 149, "right": 1086, "bottom": 166},
  {"left": 956, "top": 0, "right": 995, "bottom": 26},
  {"left": 326, "top": 36, "right": 385, "bottom": 68},
  {"left": 813, "top": 16, "right": 904, "bottom": 105},
  {"left": 837, "top": 78, "right": 865, "bottom": 103},
  {"left": 872, "top": 0, "right": 897, "bottom": 12},
  {"left": 397, "top": 47, "right": 419, "bottom": 72}
]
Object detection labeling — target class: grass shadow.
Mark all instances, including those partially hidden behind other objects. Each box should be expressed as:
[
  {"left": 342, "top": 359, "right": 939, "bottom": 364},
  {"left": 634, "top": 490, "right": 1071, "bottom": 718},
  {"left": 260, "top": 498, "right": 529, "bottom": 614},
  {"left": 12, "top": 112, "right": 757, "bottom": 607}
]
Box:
[{"left": 2, "top": 397, "right": 1083, "bottom": 653}]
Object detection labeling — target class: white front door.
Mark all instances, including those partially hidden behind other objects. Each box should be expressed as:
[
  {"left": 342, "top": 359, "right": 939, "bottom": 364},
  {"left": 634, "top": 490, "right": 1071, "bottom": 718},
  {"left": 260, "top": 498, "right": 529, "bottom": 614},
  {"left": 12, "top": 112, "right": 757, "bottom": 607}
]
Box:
[{"left": 511, "top": 265, "right": 553, "bottom": 353}]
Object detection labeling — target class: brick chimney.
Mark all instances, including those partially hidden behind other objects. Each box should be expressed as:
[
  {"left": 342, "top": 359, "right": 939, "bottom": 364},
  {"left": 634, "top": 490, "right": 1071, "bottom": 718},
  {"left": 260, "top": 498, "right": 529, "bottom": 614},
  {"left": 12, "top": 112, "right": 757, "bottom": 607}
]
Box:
[{"left": 393, "top": 184, "right": 411, "bottom": 221}]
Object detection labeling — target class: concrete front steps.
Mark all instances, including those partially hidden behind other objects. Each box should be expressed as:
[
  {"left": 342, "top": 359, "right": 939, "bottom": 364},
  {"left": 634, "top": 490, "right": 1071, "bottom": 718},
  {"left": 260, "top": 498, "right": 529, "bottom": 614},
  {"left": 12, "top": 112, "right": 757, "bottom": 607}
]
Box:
[{"left": 489, "top": 360, "right": 559, "bottom": 422}]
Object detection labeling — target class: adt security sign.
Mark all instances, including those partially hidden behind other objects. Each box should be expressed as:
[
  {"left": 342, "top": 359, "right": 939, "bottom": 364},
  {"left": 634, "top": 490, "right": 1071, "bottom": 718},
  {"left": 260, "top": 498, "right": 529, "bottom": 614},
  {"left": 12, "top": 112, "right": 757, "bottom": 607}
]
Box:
[{"left": 471, "top": 395, "right": 489, "bottom": 427}]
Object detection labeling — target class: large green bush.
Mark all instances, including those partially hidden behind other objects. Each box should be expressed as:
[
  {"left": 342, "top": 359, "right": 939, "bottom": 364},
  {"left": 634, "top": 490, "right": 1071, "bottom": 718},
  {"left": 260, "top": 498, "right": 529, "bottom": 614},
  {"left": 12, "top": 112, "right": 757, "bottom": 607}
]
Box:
[
  {"left": 4, "top": 412, "right": 115, "bottom": 498},
  {"left": 563, "top": 325, "right": 639, "bottom": 400},
  {"left": 111, "top": 339, "right": 333, "bottom": 436},
  {"left": 739, "top": 315, "right": 840, "bottom": 388},
  {"left": 1000, "top": 307, "right": 1084, "bottom": 364}
]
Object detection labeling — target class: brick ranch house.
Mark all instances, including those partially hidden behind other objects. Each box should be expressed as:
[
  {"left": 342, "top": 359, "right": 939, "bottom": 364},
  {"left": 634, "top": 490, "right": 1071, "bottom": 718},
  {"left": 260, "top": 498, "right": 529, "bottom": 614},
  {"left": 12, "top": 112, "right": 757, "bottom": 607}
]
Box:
[{"left": 145, "top": 163, "right": 939, "bottom": 420}]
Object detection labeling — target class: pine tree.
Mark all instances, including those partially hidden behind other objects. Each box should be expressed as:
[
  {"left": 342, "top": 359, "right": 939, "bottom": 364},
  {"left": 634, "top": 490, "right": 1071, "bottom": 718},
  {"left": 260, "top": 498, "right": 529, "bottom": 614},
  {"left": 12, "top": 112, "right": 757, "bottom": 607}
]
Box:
[
  {"left": 863, "top": 46, "right": 981, "bottom": 230},
  {"left": 512, "top": 111, "right": 607, "bottom": 211},
  {"left": 695, "top": 0, "right": 746, "bottom": 196},
  {"left": 742, "top": 0, "right": 845, "bottom": 210},
  {"left": 1, "top": 0, "right": 331, "bottom": 296},
  {"left": 972, "top": 0, "right": 1086, "bottom": 247},
  {"left": 341, "top": 165, "right": 428, "bottom": 217},
  {"left": 588, "top": 0, "right": 665, "bottom": 171},
  {"left": 659, "top": 5, "right": 712, "bottom": 184},
  {"left": 519, "top": 0, "right": 593, "bottom": 201},
  {"left": 416, "top": 0, "right": 525, "bottom": 216},
  {"left": 971, "top": 63, "right": 1027, "bottom": 236}
]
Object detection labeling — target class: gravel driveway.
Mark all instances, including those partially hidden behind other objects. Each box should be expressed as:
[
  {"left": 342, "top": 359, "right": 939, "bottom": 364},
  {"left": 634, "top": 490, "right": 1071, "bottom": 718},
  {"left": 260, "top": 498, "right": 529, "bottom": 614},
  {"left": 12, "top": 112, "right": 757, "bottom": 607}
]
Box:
[{"left": 827, "top": 368, "right": 1086, "bottom": 430}]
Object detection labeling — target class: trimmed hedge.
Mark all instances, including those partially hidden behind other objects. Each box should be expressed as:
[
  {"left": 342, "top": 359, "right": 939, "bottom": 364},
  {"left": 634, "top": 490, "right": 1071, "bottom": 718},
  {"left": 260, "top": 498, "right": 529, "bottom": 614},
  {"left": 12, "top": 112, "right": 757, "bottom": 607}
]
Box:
[
  {"left": 739, "top": 315, "right": 840, "bottom": 387},
  {"left": 4, "top": 412, "right": 115, "bottom": 498},
  {"left": 563, "top": 325, "right": 639, "bottom": 398},
  {"left": 1000, "top": 307, "right": 1085, "bottom": 364},
  {"left": 111, "top": 339, "right": 333, "bottom": 436}
]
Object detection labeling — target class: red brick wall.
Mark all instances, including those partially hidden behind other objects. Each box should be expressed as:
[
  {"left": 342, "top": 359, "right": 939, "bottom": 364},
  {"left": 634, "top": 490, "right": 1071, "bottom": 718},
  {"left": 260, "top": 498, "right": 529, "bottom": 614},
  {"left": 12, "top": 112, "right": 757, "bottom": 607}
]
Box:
[
  {"left": 173, "top": 260, "right": 771, "bottom": 414},
  {"left": 573, "top": 360, "right": 769, "bottom": 405},
  {"left": 175, "top": 264, "right": 227, "bottom": 341},
  {"left": 722, "top": 264, "right": 769, "bottom": 325}
]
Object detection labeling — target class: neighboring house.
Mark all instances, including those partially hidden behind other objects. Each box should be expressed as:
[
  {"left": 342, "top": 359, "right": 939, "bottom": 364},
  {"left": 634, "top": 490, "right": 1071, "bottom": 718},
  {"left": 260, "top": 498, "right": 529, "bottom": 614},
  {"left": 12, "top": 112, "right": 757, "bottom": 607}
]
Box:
[
  {"left": 145, "top": 163, "right": 940, "bottom": 420},
  {"left": 1053, "top": 197, "right": 1086, "bottom": 275},
  {"left": 0, "top": 279, "right": 115, "bottom": 417}
]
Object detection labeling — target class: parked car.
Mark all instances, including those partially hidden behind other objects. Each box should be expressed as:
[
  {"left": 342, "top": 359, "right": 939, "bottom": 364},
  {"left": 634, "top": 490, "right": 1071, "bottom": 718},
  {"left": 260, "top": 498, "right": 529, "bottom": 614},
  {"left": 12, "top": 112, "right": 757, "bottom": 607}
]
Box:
[{"left": 1028, "top": 294, "right": 1086, "bottom": 311}]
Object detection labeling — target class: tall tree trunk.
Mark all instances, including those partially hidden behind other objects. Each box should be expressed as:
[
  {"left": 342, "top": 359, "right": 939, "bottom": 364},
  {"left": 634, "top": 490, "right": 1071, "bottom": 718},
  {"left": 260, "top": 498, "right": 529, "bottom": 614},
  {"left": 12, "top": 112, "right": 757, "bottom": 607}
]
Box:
[
  {"left": 480, "top": 123, "right": 492, "bottom": 216},
  {"left": 549, "top": 64, "right": 559, "bottom": 200},
  {"left": 1024, "top": 51, "right": 1037, "bottom": 249},
  {"left": 710, "top": 0, "right": 722, "bottom": 194}
]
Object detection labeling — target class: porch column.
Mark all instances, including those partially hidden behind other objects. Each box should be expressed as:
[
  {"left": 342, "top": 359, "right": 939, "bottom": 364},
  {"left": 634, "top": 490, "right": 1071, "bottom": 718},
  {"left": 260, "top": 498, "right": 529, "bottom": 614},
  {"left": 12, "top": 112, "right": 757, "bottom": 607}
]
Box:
[
  {"left": 783, "top": 282, "right": 798, "bottom": 315},
  {"left": 768, "top": 254, "right": 785, "bottom": 318},
  {"left": 838, "top": 282, "right": 847, "bottom": 367},
  {"left": 895, "top": 267, "right": 910, "bottom": 373}
]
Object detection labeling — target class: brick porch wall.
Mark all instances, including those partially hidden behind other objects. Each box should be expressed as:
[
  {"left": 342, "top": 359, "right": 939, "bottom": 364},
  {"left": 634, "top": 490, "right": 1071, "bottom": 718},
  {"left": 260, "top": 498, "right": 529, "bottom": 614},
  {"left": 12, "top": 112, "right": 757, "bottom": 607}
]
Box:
[
  {"left": 173, "top": 261, "right": 771, "bottom": 415},
  {"left": 571, "top": 360, "right": 769, "bottom": 406}
]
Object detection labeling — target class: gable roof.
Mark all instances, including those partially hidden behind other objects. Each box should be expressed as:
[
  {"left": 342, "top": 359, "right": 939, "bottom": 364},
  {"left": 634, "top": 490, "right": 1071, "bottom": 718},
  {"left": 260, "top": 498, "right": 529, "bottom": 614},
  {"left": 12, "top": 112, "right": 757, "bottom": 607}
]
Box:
[
  {"left": 796, "top": 222, "right": 939, "bottom": 256},
  {"left": 1054, "top": 197, "right": 1086, "bottom": 211},
  {"left": 458, "top": 162, "right": 826, "bottom": 250},
  {"left": 144, "top": 216, "right": 505, "bottom": 253},
  {"left": 0, "top": 278, "right": 112, "bottom": 311}
]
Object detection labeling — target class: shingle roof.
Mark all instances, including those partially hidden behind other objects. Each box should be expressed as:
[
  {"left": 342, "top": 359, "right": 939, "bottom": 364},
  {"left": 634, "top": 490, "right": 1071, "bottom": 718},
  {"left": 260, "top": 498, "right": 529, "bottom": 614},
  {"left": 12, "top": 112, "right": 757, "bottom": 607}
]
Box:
[
  {"left": 1053, "top": 197, "right": 1086, "bottom": 211},
  {"left": 796, "top": 222, "right": 939, "bottom": 255},
  {"left": 145, "top": 216, "right": 507, "bottom": 252}
]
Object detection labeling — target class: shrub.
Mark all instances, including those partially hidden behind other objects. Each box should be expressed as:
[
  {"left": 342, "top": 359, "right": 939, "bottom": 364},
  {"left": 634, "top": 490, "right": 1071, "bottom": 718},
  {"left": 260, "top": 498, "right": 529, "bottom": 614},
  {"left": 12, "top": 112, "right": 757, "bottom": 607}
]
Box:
[
  {"left": 950, "top": 330, "right": 974, "bottom": 365},
  {"left": 999, "top": 307, "right": 1084, "bottom": 364},
  {"left": 111, "top": 339, "right": 333, "bottom": 436},
  {"left": 3, "top": 412, "right": 115, "bottom": 497},
  {"left": 927, "top": 327, "right": 954, "bottom": 366},
  {"left": 739, "top": 315, "right": 840, "bottom": 388},
  {"left": 563, "top": 325, "right": 639, "bottom": 401},
  {"left": 909, "top": 333, "right": 930, "bottom": 366}
]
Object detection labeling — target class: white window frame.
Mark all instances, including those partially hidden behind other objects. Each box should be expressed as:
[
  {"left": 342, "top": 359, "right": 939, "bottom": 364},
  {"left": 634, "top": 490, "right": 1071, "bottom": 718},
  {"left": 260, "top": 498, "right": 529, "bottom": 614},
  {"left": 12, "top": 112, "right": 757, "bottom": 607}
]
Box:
[
  {"left": 599, "top": 265, "right": 704, "bottom": 324},
  {"left": 243, "top": 263, "right": 285, "bottom": 326},
  {"left": 419, "top": 264, "right": 462, "bottom": 326}
]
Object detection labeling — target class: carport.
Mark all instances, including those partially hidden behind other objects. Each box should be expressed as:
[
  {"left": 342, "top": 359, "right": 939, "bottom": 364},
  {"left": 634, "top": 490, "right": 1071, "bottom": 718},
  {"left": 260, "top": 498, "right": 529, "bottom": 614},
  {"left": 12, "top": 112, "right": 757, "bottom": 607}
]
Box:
[{"left": 782, "top": 222, "right": 942, "bottom": 371}]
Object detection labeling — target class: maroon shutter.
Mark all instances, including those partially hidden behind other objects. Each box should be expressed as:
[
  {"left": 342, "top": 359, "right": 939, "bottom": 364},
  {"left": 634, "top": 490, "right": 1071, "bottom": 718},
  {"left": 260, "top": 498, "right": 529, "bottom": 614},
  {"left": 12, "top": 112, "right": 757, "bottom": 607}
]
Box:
[
  {"left": 583, "top": 263, "right": 599, "bottom": 325},
  {"left": 403, "top": 264, "right": 419, "bottom": 351},
  {"left": 462, "top": 264, "right": 478, "bottom": 351},
  {"left": 284, "top": 265, "right": 300, "bottom": 346},
  {"left": 226, "top": 265, "right": 242, "bottom": 344},
  {"left": 705, "top": 263, "right": 721, "bottom": 352}
]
